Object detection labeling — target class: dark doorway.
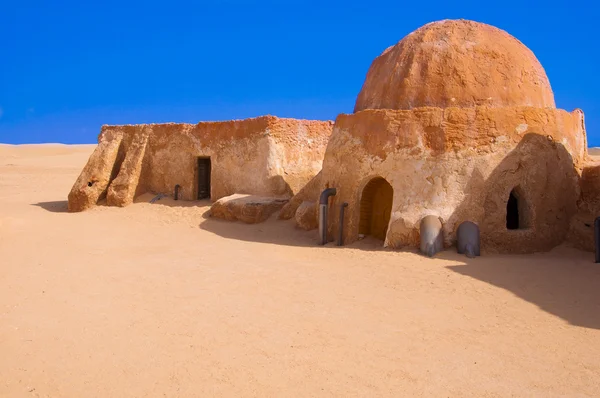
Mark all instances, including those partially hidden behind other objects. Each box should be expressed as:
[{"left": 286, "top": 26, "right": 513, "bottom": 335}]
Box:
[
  {"left": 197, "top": 157, "right": 211, "bottom": 199},
  {"left": 506, "top": 186, "right": 531, "bottom": 230},
  {"left": 506, "top": 190, "right": 519, "bottom": 229},
  {"left": 359, "top": 177, "right": 393, "bottom": 241}
]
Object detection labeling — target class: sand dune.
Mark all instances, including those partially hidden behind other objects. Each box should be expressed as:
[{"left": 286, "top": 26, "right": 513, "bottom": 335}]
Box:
[
  {"left": 1, "top": 144, "right": 599, "bottom": 397},
  {"left": 588, "top": 147, "right": 600, "bottom": 156}
]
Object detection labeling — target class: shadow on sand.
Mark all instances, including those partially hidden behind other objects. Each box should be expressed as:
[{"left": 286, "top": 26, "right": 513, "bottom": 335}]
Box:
[
  {"left": 437, "top": 133, "right": 600, "bottom": 329},
  {"left": 202, "top": 212, "right": 600, "bottom": 329},
  {"left": 33, "top": 194, "right": 210, "bottom": 214},
  {"left": 446, "top": 247, "right": 600, "bottom": 330},
  {"left": 32, "top": 176, "right": 600, "bottom": 329},
  {"left": 32, "top": 200, "right": 69, "bottom": 213},
  {"left": 198, "top": 211, "right": 399, "bottom": 252},
  {"left": 200, "top": 217, "right": 318, "bottom": 247},
  {"left": 133, "top": 193, "right": 212, "bottom": 208}
]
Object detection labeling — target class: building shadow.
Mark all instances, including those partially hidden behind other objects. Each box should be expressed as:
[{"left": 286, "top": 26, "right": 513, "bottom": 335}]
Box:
[
  {"left": 32, "top": 201, "right": 69, "bottom": 213},
  {"left": 198, "top": 212, "right": 393, "bottom": 251},
  {"left": 446, "top": 133, "right": 580, "bottom": 254},
  {"left": 446, "top": 247, "right": 600, "bottom": 330},
  {"left": 133, "top": 193, "right": 212, "bottom": 209},
  {"left": 199, "top": 215, "right": 319, "bottom": 247},
  {"left": 443, "top": 132, "right": 597, "bottom": 328}
]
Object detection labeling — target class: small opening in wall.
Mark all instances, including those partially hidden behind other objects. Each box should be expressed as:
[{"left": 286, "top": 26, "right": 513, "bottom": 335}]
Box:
[
  {"left": 506, "top": 186, "right": 530, "bottom": 230},
  {"left": 87, "top": 181, "right": 94, "bottom": 187},
  {"left": 506, "top": 191, "right": 519, "bottom": 229},
  {"left": 197, "top": 157, "right": 211, "bottom": 200}
]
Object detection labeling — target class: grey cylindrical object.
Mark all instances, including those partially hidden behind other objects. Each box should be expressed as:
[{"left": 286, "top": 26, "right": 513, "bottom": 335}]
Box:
[
  {"left": 318, "top": 188, "right": 337, "bottom": 245},
  {"left": 318, "top": 204, "right": 327, "bottom": 245},
  {"left": 174, "top": 184, "right": 181, "bottom": 201},
  {"left": 420, "top": 215, "right": 444, "bottom": 257},
  {"left": 457, "top": 221, "right": 480, "bottom": 258},
  {"left": 337, "top": 202, "right": 349, "bottom": 246}
]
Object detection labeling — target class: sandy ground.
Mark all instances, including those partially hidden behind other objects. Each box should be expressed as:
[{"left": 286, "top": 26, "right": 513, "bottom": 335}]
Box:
[{"left": 1, "top": 144, "right": 600, "bottom": 397}]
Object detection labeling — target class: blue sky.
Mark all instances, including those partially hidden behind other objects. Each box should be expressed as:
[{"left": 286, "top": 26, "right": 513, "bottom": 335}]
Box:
[{"left": 0, "top": 0, "right": 598, "bottom": 145}]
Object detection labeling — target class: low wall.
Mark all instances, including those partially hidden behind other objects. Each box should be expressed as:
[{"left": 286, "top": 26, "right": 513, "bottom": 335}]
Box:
[{"left": 68, "top": 116, "right": 332, "bottom": 211}]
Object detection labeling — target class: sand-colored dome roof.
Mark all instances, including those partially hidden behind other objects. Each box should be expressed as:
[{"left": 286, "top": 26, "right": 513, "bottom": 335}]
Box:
[{"left": 354, "top": 19, "right": 555, "bottom": 112}]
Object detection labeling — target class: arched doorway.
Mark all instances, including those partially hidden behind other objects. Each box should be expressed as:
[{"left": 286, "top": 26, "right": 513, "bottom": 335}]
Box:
[
  {"left": 506, "top": 186, "right": 530, "bottom": 230},
  {"left": 359, "top": 177, "right": 393, "bottom": 240}
]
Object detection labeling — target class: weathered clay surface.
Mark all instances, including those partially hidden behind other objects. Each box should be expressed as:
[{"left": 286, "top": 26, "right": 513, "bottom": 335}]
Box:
[
  {"left": 68, "top": 116, "right": 332, "bottom": 211},
  {"left": 210, "top": 194, "right": 289, "bottom": 224},
  {"left": 567, "top": 159, "right": 600, "bottom": 251},
  {"left": 295, "top": 201, "right": 318, "bottom": 231},
  {"left": 106, "top": 126, "right": 151, "bottom": 207},
  {"left": 355, "top": 19, "right": 555, "bottom": 112},
  {"left": 67, "top": 129, "right": 124, "bottom": 212},
  {"left": 311, "top": 106, "right": 586, "bottom": 253},
  {"left": 567, "top": 213, "right": 595, "bottom": 252},
  {"left": 279, "top": 171, "right": 322, "bottom": 220}
]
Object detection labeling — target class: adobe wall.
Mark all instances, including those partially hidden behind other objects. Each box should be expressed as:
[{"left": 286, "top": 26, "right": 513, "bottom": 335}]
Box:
[
  {"left": 68, "top": 116, "right": 333, "bottom": 212},
  {"left": 266, "top": 118, "right": 333, "bottom": 194},
  {"left": 568, "top": 159, "right": 600, "bottom": 252},
  {"left": 138, "top": 120, "right": 276, "bottom": 201},
  {"left": 316, "top": 106, "right": 586, "bottom": 253}
]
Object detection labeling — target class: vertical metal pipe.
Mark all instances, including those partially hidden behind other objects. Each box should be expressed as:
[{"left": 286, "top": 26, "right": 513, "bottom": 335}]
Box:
[
  {"left": 337, "top": 202, "right": 349, "bottom": 246},
  {"left": 319, "top": 204, "right": 327, "bottom": 245},
  {"left": 595, "top": 217, "right": 600, "bottom": 263},
  {"left": 318, "top": 188, "right": 337, "bottom": 245},
  {"left": 174, "top": 184, "right": 180, "bottom": 201}
]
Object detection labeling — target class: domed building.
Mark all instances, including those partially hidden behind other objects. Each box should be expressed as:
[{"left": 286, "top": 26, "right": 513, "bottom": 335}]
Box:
[
  {"left": 283, "top": 19, "right": 588, "bottom": 254},
  {"left": 69, "top": 18, "right": 593, "bottom": 254},
  {"left": 354, "top": 20, "right": 556, "bottom": 111}
]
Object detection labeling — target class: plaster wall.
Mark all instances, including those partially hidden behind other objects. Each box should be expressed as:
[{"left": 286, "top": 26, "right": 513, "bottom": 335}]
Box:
[
  {"left": 316, "top": 106, "right": 586, "bottom": 253},
  {"left": 68, "top": 116, "right": 332, "bottom": 211}
]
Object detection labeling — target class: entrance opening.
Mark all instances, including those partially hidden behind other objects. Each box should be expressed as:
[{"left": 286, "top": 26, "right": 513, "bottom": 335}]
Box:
[
  {"left": 506, "top": 191, "right": 519, "bottom": 229},
  {"left": 506, "top": 186, "right": 529, "bottom": 230},
  {"left": 359, "top": 177, "right": 393, "bottom": 240},
  {"left": 197, "top": 157, "right": 211, "bottom": 200}
]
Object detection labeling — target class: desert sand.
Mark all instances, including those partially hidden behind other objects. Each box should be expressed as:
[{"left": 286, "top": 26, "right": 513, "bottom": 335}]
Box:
[{"left": 1, "top": 144, "right": 600, "bottom": 397}]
